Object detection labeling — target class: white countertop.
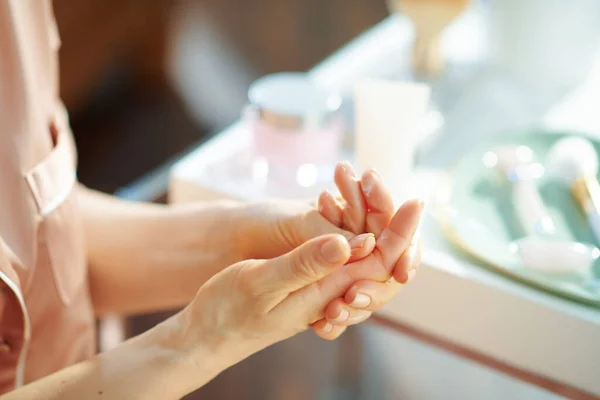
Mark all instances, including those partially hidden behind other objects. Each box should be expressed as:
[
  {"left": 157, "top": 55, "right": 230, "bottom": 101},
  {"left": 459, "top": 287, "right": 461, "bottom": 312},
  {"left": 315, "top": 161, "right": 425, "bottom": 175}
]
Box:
[{"left": 169, "top": 10, "right": 600, "bottom": 397}]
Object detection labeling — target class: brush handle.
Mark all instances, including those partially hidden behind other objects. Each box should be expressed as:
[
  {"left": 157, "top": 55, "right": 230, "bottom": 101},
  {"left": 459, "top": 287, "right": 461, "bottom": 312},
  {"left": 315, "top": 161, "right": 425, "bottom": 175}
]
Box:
[
  {"left": 512, "top": 180, "right": 555, "bottom": 236},
  {"left": 413, "top": 34, "right": 443, "bottom": 76},
  {"left": 573, "top": 178, "right": 600, "bottom": 246},
  {"left": 587, "top": 213, "right": 600, "bottom": 246}
]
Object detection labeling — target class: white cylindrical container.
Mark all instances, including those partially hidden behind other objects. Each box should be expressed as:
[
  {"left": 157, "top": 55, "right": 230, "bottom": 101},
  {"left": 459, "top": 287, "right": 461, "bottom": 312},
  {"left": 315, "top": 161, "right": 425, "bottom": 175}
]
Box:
[{"left": 354, "top": 79, "right": 430, "bottom": 203}]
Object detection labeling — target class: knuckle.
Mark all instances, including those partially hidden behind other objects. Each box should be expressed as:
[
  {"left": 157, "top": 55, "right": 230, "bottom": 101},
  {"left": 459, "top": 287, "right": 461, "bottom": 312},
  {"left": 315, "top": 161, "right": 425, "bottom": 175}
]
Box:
[
  {"left": 292, "top": 250, "right": 322, "bottom": 283},
  {"left": 395, "top": 232, "right": 412, "bottom": 247},
  {"left": 348, "top": 257, "right": 388, "bottom": 282},
  {"left": 273, "top": 218, "right": 298, "bottom": 251},
  {"left": 396, "top": 246, "right": 414, "bottom": 267},
  {"left": 384, "top": 228, "right": 412, "bottom": 249}
]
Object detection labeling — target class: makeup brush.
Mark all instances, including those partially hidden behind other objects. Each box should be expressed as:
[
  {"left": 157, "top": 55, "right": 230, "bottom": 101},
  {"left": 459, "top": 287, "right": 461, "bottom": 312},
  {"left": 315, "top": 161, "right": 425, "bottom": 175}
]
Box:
[
  {"left": 475, "top": 144, "right": 598, "bottom": 275},
  {"left": 387, "top": 0, "right": 471, "bottom": 75},
  {"left": 547, "top": 136, "right": 600, "bottom": 243},
  {"left": 439, "top": 205, "right": 598, "bottom": 275},
  {"left": 486, "top": 145, "right": 555, "bottom": 236}
]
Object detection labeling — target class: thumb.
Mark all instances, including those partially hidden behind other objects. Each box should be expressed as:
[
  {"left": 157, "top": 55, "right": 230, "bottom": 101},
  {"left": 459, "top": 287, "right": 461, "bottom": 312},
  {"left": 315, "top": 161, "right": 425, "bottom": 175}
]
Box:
[{"left": 255, "top": 234, "right": 351, "bottom": 304}]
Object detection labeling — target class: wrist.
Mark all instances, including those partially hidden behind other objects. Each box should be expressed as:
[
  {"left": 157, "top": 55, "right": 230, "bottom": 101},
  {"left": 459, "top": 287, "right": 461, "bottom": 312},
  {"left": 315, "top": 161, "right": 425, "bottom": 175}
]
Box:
[
  {"left": 144, "top": 312, "right": 230, "bottom": 395},
  {"left": 233, "top": 201, "right": 264, "bottom": 260},
  {"left": 235, "top": 200, "right": 292, "bottom": 260},
  {"left": 172, "top": 199, "right": 248, "bottom": 267}
]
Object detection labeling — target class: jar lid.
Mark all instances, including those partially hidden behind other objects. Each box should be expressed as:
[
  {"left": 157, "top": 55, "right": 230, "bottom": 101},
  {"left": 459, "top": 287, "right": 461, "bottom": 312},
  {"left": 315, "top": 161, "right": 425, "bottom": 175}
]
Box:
[{"left": 248, "top": 72, "right": 341, "bottom": 130}]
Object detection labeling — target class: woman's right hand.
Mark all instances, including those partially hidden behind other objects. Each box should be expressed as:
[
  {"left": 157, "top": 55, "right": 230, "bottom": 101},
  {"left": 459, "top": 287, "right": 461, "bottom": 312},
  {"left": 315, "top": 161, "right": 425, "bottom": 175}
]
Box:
[{"left": 172, "top": 232, "right": 371, "bottom": 372}]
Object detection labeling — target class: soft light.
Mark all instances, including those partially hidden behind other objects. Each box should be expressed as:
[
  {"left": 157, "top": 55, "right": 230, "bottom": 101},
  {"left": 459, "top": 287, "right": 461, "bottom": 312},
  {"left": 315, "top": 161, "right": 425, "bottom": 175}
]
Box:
[{"left": 296, "top": 164, "right": 318, "bottom": 188}]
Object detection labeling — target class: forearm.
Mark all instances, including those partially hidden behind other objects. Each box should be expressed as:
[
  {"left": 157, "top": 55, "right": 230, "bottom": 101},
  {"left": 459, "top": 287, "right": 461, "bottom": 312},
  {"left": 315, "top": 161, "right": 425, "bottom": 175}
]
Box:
[
  {"left": 1, "top": 319, "right": 220, "bottom": 400},
  {"left": 78, "top": 186, "right": 245, "bottom": 316}
]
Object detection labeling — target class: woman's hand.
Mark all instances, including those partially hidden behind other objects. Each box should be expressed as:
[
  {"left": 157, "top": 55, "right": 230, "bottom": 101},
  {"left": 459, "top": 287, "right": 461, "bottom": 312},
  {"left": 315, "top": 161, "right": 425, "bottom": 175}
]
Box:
[
  {"left": 313, "top": 199, "right": 422, "bottom": 340},
  {"left": 174, "top": 234, "right": 359, "bottom": 372},
  {"left": 236, "top": 162, "right": 395, "bottom": 261},
  {"left": 235, "top": 161, "right": 422, "bottom": 342},
  {"left": 4, "top": 234, "right": 360, "bottom": 400},
  {"left": 314, "top": 162, "right": 423, "bottom": 340},
  {"left": 318, "top": 162, "right": 395, "bottom": 236}
]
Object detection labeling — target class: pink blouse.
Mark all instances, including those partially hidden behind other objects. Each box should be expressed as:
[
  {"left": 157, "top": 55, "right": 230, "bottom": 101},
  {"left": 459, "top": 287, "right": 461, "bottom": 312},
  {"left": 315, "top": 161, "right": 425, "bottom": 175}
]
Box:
[{"left": 0, "top": 0, "right": 95, "bottom": 393}]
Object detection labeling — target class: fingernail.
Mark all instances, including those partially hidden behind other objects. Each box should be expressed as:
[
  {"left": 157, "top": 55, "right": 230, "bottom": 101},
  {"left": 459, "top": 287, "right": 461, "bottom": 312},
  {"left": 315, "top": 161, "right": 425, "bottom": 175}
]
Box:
[
  {"left": 321, "top": 235, "right": 347, "bottom": 263},
  {"left": 340, "top": 161, "right": 357, "bottom": 178},
  {"left": 332, "top": 308, "right": 349, "bottom": 323},
  {"left": 349, "top": 233, "right": 375, "bottom": 251},
  {"left": 321, "top": 322, "right": 333, "bottom": 333},
  {"left": 350, "top": 293, "right": 371, "bottom": 308},
  {"left": 361, "top": 169, "right": 380, "bottom": 196},
  {"left": 318, "top": 191, "right": 331, "bottom": 212},
  {"left": 406, "top": 268, "right": 417, "bottom": 283},
  {"left": 349, "top": 312, "right": 372, "bottom": 323}
]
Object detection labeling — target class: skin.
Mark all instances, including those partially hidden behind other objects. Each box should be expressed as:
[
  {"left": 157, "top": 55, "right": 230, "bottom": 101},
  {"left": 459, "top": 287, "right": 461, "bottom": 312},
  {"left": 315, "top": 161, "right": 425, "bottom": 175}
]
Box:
[
  {"left": 1, "top": 162, "right": 422, "bottom": 398},
  {"left": 313, "top": 162, "right": 422, "bottom": 339},
  {"left": 82, "top": 162, "right": 421, "bottom": 320}
]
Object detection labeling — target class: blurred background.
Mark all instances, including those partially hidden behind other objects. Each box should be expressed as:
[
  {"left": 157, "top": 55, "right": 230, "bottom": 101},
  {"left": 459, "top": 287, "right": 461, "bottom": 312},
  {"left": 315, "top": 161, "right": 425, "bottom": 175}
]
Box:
[
  {"left": 55, "top": 0, "right": 388, "bottom": 194},
  {"left": 55, "top": 1, "right": 389, "bottom": 398},
  {"left": 53, "top": 0, "right": 600, "bottom": 399}
]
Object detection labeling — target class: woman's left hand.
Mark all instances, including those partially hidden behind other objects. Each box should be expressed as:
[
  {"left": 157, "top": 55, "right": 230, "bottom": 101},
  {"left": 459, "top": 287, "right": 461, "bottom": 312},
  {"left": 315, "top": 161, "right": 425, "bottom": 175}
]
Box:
[
  {"left": 312, "top": 162, "right": 422, "bottom": 340},
  {"left": 238, "top": 161, "right": 422, "bottom": 339},
  {"left": 237, "top": 161, "right": 394, "bottom": 260}
]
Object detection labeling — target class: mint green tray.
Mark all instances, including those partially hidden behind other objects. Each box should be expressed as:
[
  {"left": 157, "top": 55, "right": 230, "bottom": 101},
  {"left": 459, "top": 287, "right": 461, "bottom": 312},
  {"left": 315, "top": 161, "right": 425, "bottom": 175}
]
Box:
[{"left": 437, "top": 130, "right": 600, "bottom": 308}]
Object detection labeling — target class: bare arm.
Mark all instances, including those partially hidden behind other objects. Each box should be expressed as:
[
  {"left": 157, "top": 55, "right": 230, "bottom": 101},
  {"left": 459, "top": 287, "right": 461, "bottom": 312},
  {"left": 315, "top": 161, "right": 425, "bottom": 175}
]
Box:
[
  {"left": 78, "top": 185, "right": 245, "bottom": 316},
  {"left": 1, "top": 319, "right": 216, "bottom": 400},
  {"left": 1, "top": 220, "right": 381, "bottom": 399}
]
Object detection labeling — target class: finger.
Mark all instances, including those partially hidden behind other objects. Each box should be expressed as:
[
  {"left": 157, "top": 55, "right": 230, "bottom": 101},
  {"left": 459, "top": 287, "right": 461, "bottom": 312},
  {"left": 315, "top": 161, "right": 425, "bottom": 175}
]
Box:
[
  {"left": 334, "top": 161, "right": 367, "bottom": 233},
  {"left": 392, "top": 235, "right": 422, "bottom": 284},
  {"left": 361, "top": 169, "right": 395, "bottom": 236},
  {"left": 333, "top": 199, "right": 424, "bottom": 284},
  {"left": 255, "top": 234, "right": 351, "bottom": 302},
  {"left": 312, "top": 319, "right": 347, "bottom": 341},
  {"left": 318, "top": 190, "right": 344, "bottom": 228},
  {"left": 324, "top": 298, "right": 372, "bottom": 326},
  {"left": 348, "top": 233, "right": 376, "bottom": 263},
  {"left": 344, "top": 278, "right": 402, "bottom": 312},
  {"left": 304, "top": 209, "right": 354, "bottom": 242},
  {"left": 374, "top": 199, "right": 423, "bottom": 275},
  {"left": 284, "top": 202, "right": 421, "bottom": 320}
]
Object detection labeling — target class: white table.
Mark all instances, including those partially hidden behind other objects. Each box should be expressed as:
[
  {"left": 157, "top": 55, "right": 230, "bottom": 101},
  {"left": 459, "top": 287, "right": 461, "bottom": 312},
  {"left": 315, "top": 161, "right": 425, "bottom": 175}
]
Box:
[{"left": 169, "top": 11, "right": 600, "bottom": 399}]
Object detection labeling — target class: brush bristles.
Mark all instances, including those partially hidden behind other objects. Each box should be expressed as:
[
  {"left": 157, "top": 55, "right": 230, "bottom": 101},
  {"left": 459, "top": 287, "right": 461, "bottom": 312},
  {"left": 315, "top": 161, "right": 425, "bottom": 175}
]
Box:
[{"left": 547, "top": 137, "right": 598, "bottom": 184}]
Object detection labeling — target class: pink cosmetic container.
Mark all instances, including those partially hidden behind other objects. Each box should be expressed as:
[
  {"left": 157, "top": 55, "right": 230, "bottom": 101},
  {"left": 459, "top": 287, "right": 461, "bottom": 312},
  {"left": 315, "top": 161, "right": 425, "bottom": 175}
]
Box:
[{"left": 244, "top": 72, "right": 344, "bottom": 188}]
